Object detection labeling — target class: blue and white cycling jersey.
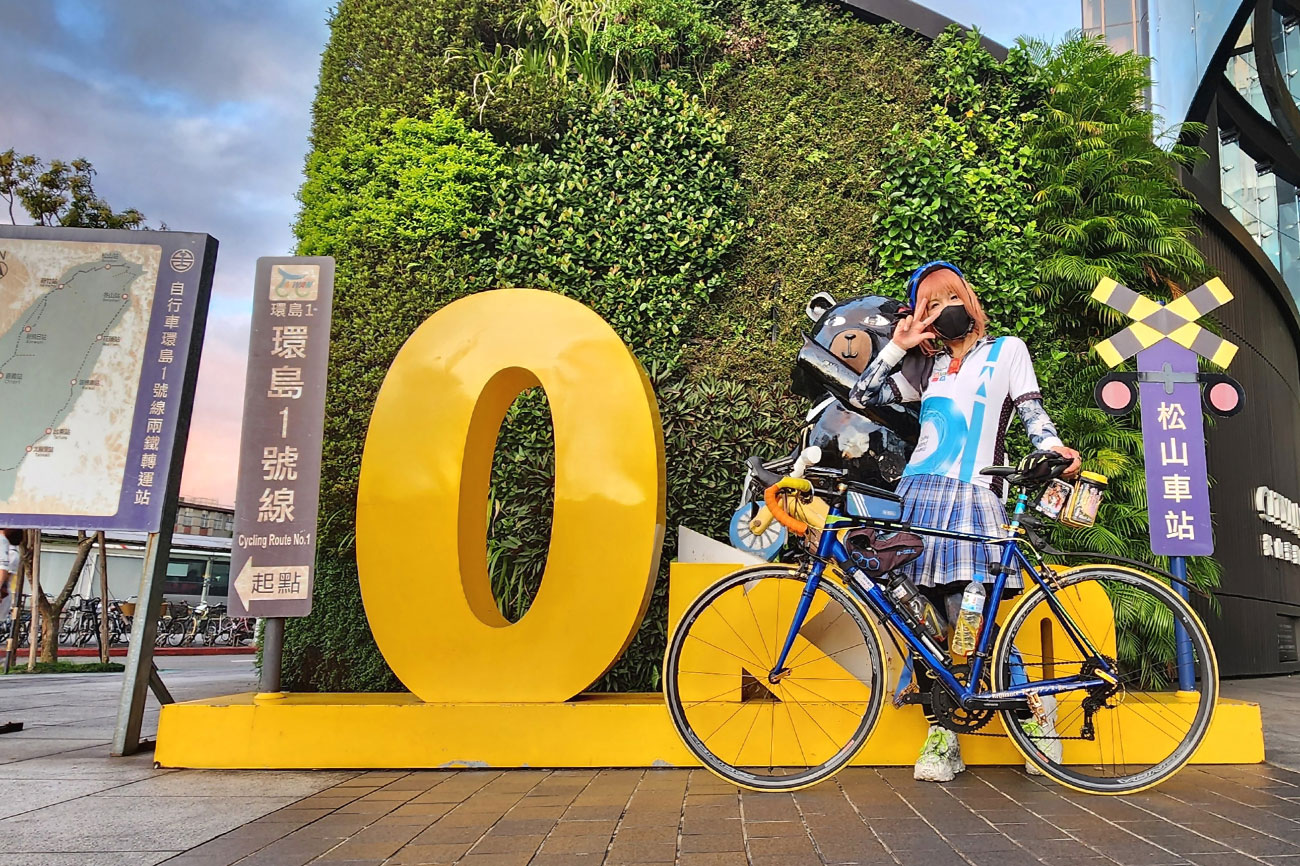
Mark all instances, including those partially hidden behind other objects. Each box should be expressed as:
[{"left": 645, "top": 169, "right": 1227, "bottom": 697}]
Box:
[{"left": 848, "top": 335, "right": 1063, "bottom": 492}]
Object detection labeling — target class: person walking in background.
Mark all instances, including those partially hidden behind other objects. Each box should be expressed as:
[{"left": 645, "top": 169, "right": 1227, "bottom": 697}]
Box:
[{"left": 0, "top": 529, "right": 22, "bottom": 642}]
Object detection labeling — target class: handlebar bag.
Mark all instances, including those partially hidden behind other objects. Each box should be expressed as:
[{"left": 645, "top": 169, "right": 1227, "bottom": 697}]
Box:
[{"left": 844, "top": 526, "right": 924, "bottom": 579}]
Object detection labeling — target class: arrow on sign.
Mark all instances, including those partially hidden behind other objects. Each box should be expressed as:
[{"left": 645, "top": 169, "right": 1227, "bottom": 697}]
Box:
[
  {"left": 233, "top": 559, "right": 311, "bottom": 606},
  {"left": 1091, "top": 277, "right": 1238, "bottom": 369}
]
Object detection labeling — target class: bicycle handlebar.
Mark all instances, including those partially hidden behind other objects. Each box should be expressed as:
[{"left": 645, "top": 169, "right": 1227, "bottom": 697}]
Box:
[{"left": 763, "top": 478, "right": 813, "bottom": 537}]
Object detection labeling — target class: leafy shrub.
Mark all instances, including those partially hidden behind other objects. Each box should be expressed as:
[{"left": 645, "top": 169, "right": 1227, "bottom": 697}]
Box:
[
  {"left": 1019, "top": 36, "right": 1218, "bottom": 597},
  {"left": 310, "top": 0, "right": 526, "bottom": 150},
  {"left": 471, "top": 83, "right": 744, "bottom": 365},
  {"left": 285, "top": 109, "right": 507, "bottom": 691},
  {"left": 689, "top": 25, "right": 932, "bottom": 385},
  {"left": 287, "top": 2, "right": 1219, "bottom": 694}
]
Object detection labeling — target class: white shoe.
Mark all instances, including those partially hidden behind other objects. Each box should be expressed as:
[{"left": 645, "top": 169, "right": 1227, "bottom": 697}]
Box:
[
  {"left": 914, "top": 725, "right": 964, "bottom": 782},
  {"left": 1021, "top": 694, "right": 1062, "bottom": 775}
]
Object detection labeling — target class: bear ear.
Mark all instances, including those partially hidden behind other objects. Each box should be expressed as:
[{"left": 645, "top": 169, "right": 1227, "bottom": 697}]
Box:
[{"left": 806, "top": 292, "right": 836, "bottom": 323}]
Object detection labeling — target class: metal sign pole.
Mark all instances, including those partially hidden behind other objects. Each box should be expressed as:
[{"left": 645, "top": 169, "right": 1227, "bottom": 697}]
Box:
[
  {"left": 1169, "top": 556, "right": 1197, "bottom": 691},
  {"left": 112, "top": 529, "right": 174, "bottom": 754},
  {"left": 111, "top": 238, "right": 217, "bottom": 757},
  {"left": 25, "top": 532, "right": 40, "bottom": 670},
  {"left": 259, "top": 616, "right": 284, "bottom": 693},
  {"left": 97, "top": 532, "right": 110, "bottom": 664}
]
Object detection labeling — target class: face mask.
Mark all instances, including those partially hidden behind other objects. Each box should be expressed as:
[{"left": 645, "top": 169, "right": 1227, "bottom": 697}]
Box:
[{"left": 932, "top": 304, "right": 973, "bottom": 341}]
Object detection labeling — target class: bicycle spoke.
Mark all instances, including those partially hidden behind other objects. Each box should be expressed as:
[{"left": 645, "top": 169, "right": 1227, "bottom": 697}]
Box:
[
  {"left": 734, "top": 703, "right": 763, "bottom": 767},
  {"left": 666, "top": 570, "right": 881, "bottom": 790},
  {"left": 995, "top": 568, "right": 1214, "bottom": 793},
  {"left": 704, "top": 597, "right": 778, "bottom": 674}
]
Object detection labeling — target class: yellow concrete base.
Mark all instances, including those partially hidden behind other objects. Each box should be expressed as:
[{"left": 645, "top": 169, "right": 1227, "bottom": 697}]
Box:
[
  {"left": 156, "top": 689, "right": 1262, "bottom": 769},
  {"left": 157, "top": 561, "right": 1265, "bottom": 769}
]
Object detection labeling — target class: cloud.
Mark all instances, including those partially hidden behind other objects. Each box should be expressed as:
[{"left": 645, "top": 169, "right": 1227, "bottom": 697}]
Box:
[
  {"left": 3, "top": 1, "right": 330, "bottom": 504},
  {"left": 179, "top": 313, "right": 250, "bottom": 505},
  {"left": 2, "top": 0, "right": 1083, "bottom": 509}
]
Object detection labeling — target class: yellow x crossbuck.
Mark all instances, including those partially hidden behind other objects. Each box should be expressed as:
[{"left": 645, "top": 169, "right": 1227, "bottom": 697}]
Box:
[{"left": 1091, "top": 277, "right": 1238, "bottom": 369}]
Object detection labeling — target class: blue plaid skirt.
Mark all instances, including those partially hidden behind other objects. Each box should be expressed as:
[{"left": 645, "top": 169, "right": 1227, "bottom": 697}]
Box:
[{"left": 896, "top": 473, "right": 1016, "bottom": 589}]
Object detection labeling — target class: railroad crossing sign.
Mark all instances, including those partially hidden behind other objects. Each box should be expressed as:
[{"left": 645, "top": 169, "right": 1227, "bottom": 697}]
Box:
[
  {"left": 1092, "top": 277, "right": 1238, "bottom": 369},
  {"left": 1090, "top": 277, "right": 1245, "bottom": 557}
]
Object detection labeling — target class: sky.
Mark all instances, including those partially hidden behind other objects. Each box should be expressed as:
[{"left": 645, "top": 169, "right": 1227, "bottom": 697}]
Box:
[
  {"left": 921, "top": 0, "right": 1082, "bottom": 48},
  {"left": 2, "top": 0, "right": 1080, "bottom": 507}
]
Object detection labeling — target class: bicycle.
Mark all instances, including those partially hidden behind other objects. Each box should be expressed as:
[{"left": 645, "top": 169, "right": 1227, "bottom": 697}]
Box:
[
  {"left": 208, "top": 611, "right": 254, "bottom": 646},
  {"left": 156, "top": 599, "right": 191, "bottom": 648},
  {"left": 663, "top": 450, "right": 1217, "bottom": 795}
]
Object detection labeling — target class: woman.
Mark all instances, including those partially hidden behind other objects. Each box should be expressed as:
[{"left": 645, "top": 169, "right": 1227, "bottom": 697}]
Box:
[{"left": 847, "top": 261, "right": 1081, "bottom": 782}]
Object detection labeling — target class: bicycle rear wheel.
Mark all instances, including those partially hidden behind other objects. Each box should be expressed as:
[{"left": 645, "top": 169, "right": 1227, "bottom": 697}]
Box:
[
  {"left": 664, "top": 565, "right": 885, "bottom": 791},
  {"left": 992, "top": 565, "right": 1218, "bottom": 795}
]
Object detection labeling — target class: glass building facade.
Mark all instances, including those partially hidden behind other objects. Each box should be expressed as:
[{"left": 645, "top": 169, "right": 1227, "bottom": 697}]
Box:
[
  {"left": 1082, "top": 0, "right": 1149, "bottom": 57},
  {"left": 1084, "top": 0, "right": 1300, "bottom": 310},
  {"left": 1219, "top": 7, "right": 1300, "bottom": 308},
  {"left": 1082, "top": 0, "right": 1300, "bottom": 675}
]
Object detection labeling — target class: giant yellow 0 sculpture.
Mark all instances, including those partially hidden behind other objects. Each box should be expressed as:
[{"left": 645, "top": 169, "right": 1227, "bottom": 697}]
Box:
[
  {"left": 356, "top": 289, "right": 665, "bottom": 702},
  {"left": 154, "top": 288, "right": 1262, "bottom": 770}
]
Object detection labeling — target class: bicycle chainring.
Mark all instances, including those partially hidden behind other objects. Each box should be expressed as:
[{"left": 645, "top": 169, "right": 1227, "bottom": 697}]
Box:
[{"left": 932, "top": 664, "right": 995, "bottom": 733}]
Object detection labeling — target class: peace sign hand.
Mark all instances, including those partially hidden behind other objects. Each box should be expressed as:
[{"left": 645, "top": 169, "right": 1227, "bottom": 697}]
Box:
[{"left": 891, "top": 310, "right": 940, "bottom": 351}]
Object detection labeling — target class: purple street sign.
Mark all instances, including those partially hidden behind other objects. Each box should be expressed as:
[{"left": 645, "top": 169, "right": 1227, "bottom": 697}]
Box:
[
  {"left": 228, "top": 257, "right": 333, "bottom": 618},
  {"left": 0, "top": 226, "right": 214, "bottom": 532},
  {"left": 1138, "top": 341, "right": 1214, "bottom": 556}
]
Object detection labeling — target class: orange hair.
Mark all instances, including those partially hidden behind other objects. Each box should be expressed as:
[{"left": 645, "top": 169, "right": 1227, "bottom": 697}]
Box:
[{"left": 912, "top": 268, "right": 988, "bottom": 356}]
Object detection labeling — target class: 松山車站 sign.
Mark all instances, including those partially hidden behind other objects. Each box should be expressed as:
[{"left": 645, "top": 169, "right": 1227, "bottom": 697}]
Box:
[{"left": 1092, "top": 277, "right": 1244, "bottom": 556}]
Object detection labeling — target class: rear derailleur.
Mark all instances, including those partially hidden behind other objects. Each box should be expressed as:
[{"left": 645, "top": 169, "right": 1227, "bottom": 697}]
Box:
[{"left": 1078, "top": 657, "right": 1122, "bottom": 741}]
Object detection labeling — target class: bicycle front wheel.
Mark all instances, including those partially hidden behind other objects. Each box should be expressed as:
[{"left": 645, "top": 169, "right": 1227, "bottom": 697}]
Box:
[
  {"left": 992, "top": 565, "right": 1218, "bottom": 795},
  {"left": 664, "top": 565, "right": 885, "bottom": 791}
]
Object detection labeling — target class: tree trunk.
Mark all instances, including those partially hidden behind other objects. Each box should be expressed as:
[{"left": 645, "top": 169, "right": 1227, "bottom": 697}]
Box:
[
  {"left": 36, "top": 592, "right": 57, "bottom": 664},
  {"left": 34, "top": 531, "right": 95, "bottom": 664}
]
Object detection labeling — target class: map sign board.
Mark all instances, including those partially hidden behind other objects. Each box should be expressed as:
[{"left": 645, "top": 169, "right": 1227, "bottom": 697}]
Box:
[
  {"left": 229, "top": 257, "right": 333, "bottom": 617},
  {"left": 0, "top": 226, "right": 215, "bottom": 531}
]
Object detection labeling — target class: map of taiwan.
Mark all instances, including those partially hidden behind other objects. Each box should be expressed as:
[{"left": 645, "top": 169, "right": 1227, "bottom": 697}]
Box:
[{"left": 0, "top": 240, "right": 159, "bottom": 515}]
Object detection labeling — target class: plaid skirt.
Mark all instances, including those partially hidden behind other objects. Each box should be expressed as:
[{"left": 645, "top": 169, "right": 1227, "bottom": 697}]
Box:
[{"left": 896, "top": 473, "right": 1016, "bottom": 589}]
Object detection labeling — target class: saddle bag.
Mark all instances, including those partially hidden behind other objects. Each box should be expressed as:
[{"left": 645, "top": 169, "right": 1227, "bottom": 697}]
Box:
[{"left": 844, "top": 526, "right": 924, "bottom": 579}]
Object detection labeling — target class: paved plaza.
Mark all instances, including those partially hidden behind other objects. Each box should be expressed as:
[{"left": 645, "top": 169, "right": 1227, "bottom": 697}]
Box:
[{"left": 3, "top": 661, "right": 1300, "bottom": 866}]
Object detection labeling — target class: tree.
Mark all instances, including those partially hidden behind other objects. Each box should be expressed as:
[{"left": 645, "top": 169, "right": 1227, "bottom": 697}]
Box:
[
  {"left": 0, "top": 150, "right": 148, "bottom": 229},
  {"left": 30, "top": 531, "right": 95, "bottom": 664}
]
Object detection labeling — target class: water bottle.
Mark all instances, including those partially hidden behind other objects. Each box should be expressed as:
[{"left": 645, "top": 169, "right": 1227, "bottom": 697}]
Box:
[
  {"left": 951, "top": 581, "right": 986, "bottom": 657},
  {"left": 887, "top": 574, "right": 946, "bottom": 656}
]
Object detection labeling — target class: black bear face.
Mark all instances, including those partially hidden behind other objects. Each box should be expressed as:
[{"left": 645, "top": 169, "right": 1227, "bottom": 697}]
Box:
[
  {"left": 805, "top": 292, "right": 904, "bottom": 375},
  {"left": 798, "top": 292, "right": 916, "bottom": 489}
]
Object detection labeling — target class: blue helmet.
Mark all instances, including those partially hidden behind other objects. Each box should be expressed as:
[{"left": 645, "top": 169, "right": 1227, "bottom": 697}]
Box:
[{"left": 906, "top": 260, "right": 964, "bottom": 308}]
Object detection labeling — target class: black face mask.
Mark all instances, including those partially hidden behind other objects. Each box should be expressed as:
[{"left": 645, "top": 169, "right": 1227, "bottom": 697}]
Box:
[{"left": 932, "top": 304, "right": 973, "bottom": 341}]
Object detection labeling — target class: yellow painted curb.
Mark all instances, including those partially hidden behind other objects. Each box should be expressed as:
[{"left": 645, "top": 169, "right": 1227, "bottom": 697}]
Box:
[
  {"left": 155, "top": 690, "right": 1261, "bottom": 769},
  {"left": 158, "top": 561, "right": 1263, "bottom": 769}
]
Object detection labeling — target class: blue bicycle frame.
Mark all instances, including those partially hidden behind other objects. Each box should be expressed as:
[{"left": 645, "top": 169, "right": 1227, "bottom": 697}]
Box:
[{"left": 769, "top": 489, "right": 1115, "bottom": 712}]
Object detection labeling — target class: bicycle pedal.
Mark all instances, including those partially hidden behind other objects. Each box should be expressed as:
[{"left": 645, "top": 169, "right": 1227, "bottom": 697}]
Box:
[
  {"left": 891, "top": 682, "right": 919, "bottom": 708},
  {"left": 1026, "top": 691, "right": 1049, "bottom": 726}
]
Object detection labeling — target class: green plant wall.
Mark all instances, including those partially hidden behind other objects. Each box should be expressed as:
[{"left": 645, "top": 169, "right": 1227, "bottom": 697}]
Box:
[{"left": 283, "top": 0, "right": 1214, "bottom": 692}]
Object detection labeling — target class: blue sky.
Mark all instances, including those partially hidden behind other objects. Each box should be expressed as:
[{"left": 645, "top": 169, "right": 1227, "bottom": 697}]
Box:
[
  {"left": 921, "top": 0, "right": 1081, "bottom": 47},
  {"left": 2, "top": 0, "right": 1081, "bottom": 504}
]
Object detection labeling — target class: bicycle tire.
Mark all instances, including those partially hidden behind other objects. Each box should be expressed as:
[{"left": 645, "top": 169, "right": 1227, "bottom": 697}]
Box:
[
  {"left": 166, "top": 619, "right": 187, "bottom": 647},
  {"left": 991, "top": 565, "right": 1218, "bottom": 795},
  {"left": 664, "top": 565, "right": 886, "bottom": 792}
]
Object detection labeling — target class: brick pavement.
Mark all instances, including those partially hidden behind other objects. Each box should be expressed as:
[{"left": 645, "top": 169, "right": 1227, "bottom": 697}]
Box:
[{"left": 162, "top": 763, "right": 1300, "bottom": 866}]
